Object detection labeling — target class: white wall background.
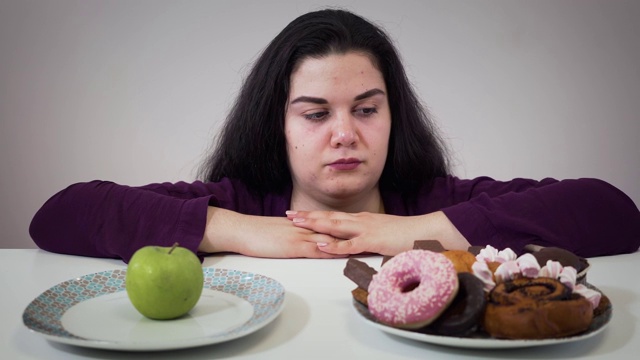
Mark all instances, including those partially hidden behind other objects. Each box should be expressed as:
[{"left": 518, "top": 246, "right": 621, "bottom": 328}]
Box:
[{"left": 1, "top": 0, "right": 639, "bottom": 248}]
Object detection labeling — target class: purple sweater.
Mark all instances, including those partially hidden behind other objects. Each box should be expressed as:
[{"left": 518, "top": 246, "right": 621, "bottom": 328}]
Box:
[{"left": 29, "top": 176, "right": 640, "bottom": 262}]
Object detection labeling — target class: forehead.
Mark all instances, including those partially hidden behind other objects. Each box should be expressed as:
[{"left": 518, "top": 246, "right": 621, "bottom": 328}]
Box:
[{"left": 288, "top": 52, "right": 386, "bottom": 97}]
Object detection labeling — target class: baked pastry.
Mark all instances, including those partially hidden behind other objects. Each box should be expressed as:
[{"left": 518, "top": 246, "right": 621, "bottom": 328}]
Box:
[
  {"left": 343, "top": 258, "right": 377, "bottom": 291},
  {"left": 425, "top": 272, "right": 486, "bottom": 336},
  {"left": 483, "top": 277, "right": 593, "bottom": 339},
  {"left": 442, "top": 250, "right": 477, "bottom": 273},
  {"left": 368, "top": 250, "right": 459, "bottom": 329},
  {"left": 351, "top": 287, "right": 370, "bottom": 307},
  {"left": 343, "top": 258, "right": 377, "bottom": 306}
]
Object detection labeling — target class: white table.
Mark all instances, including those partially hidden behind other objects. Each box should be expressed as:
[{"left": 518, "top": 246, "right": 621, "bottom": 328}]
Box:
[{"left": 2, "top": 249, "right": 639, "bottom": 359}]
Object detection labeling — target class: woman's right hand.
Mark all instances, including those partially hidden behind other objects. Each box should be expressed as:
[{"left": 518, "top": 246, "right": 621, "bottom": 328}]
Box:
[{"left": 198, "top": 207, "right": 345, "bottom": 258}]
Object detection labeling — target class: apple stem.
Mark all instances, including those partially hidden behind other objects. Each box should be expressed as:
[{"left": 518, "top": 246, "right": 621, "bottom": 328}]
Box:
[{"left": 168, "top": 242, "right": 179, "bottom": 254}]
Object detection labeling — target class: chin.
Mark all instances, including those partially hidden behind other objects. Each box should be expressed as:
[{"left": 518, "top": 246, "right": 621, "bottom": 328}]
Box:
[{"left": 324, "top": 183, "right": 374, "bottom": 199}]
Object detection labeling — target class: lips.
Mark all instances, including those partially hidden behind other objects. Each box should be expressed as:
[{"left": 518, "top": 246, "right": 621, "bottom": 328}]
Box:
[{"left": 328, "top": 158, "right": 362, "bottom": 170}]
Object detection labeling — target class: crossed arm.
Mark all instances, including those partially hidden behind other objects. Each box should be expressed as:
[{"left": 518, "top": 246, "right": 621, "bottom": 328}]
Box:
[
  {"left": 30, "top": 177, "right": 640, "bottom": 262},
  {"left": 198, "top": 207, "right": 470, "bottom": 258}
]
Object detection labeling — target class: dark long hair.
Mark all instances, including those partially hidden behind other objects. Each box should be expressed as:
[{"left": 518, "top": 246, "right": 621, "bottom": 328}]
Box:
[{"left": 198, "top": 9, "right": 450, "bottom": 195}]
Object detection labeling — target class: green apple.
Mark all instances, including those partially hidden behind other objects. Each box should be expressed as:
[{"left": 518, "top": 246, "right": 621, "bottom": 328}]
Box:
[{"left": 125, "top": 242, "right": 204, "bottom": 320}]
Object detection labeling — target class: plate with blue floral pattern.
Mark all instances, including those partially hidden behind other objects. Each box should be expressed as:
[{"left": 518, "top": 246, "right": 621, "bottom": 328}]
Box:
[{"left": 23, "top": 267, "right": 285, "bottom": 351}]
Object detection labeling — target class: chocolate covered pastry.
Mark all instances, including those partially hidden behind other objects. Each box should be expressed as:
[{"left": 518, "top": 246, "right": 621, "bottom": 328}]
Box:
[
  {"left": 344, "top": 258, "right": 378, "bottom": 306},
  {"left": 529, "top": 246, "right": 589, "bottom": 271},
  {"left": 413, "top": 240, "right": 446, "bottom": 252},
  {"left": 426, "top": 272, "right": 486, "bottom": 336},
  {"left": 343, "top": 258, "right": 377, "bottom": 291}
]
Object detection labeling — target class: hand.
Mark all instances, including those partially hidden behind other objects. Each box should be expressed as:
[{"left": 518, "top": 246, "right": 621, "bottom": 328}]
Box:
[
  {"left": 286, "top": 210, "right": 470, "bottom": 256},
  {"left": 285, "top": 210, "right": 417, "bottom": 255},
  {"left": 199, "top": 207, "right": 345, "bottom": 259}
]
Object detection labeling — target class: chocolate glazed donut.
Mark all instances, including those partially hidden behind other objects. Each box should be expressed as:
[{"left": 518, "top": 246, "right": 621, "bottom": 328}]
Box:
[
  {"left": 483, "top": 277, "right": 593, "bottom": 339},
  {"left": 425, "top": 273, "right": 487, "bottom": 336}
]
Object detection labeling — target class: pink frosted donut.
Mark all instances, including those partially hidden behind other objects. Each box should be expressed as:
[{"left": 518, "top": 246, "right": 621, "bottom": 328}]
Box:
[{"left": 368, "top": 250, "right": 459, "bottom": 329}]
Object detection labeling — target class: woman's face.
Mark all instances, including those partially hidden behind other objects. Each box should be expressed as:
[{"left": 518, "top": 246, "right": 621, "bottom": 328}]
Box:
[{"left": 284, "top": 51, "right": 391, "bottom": 206}]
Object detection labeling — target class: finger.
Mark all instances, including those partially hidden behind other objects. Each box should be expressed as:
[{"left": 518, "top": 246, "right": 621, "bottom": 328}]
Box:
[
  {"left": 316, "top": 237, "right": 362, "bottom": 255},
  {"left": 286, "top": 210, "right": 351, "bottom": 221},
  {"left": 303, "top": 232, "right": 343, "bottom": 246},
  {"left": 290, "top": 216, "right": 360, "bottom": 240},
  {"left": 301, "top": 240, "right": 348, "bottom": 259},
  {"left": 287, "top": 230, "right": 347, "bottom": 258},
  {"left": 277, "top": 237, "right": 345, "bottom": 259}
]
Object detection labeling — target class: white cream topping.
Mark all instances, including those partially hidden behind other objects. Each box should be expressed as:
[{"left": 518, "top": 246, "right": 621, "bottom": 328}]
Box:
[
  {"left": 516, "top": 253, "right": 541, "bottom": 278},
  {"left": 472, "top": 248, "right": 601, "bottom": 309},
  {"left": 494, "top": 260, "right": 521, "bottom": 283},
  {"left": 539, "top": 259, "right": 564, "bottom": 278},
  {"left": 476, "top": 245, "right": 517, "bottom": 263},
  {"left": 558, "top": 266, "right": 577, "bottom": 290},
  {"left": 471, "top": 260, "right": 495, "bottom": 292},
  {"left": 574, "top": 284, "right": 602, "bottom": 310}
]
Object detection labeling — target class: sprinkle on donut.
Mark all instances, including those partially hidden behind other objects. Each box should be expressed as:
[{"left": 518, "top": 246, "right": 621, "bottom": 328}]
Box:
[{"left": 367, "top": 250, "right": 459, "bottom": 329}]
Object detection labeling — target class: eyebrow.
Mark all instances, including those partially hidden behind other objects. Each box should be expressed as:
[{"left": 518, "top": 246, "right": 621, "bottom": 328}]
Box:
[{"left": 289, "top": 88, "right": 385, "bottom": 105}]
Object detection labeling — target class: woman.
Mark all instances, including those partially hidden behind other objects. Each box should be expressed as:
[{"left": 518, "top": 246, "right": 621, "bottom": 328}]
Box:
[{"left": 29, "top": 9, "right": 640, "bottom": 262}]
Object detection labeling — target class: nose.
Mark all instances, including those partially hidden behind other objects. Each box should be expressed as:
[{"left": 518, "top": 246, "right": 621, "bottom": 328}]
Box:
[{"left": 330, "top": 112, "right": 358, "bottom": 147}]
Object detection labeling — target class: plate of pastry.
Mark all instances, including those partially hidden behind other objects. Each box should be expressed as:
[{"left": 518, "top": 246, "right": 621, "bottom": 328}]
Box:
[
  {"left": 344, "top": 242, "right": 612, "bottom": 349},
  {"left": 352, "top": 291, "right": 612, "bottom": 349},
  {"left": 22, "top": 267, "right": 285, "bottom": 351}
]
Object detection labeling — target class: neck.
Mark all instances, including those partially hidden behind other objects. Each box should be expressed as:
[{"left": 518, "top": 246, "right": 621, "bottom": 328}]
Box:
[{"left": 290, "top": 187, "right": 385, "bottom": 214}]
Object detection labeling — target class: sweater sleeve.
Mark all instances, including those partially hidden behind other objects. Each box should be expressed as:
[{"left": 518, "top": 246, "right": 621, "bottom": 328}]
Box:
[
  {"left": 438, "top": 177, "right": 640, "bottom": 257},
  {"left": 29, "top": 180, "right": 243, "bottom": 262}
]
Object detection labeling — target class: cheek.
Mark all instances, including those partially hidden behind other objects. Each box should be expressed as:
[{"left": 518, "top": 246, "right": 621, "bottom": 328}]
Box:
[
  {"left": 286, "top": 124, "right": 318, "bottom": 153},
  {"left": 286, "top": 130, "right": 303, "bottom": 153},
  {"left": 368, "top": 124, "right": 391, "bottom": 154},
  {"left": 285, "top": 128, "right": 311, "bottom": 174}
]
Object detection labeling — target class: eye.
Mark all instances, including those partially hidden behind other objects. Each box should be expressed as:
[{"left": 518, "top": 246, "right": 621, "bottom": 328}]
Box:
[
  {"left": 303, "top": 111, "right": 329, "bottom": 121},
  {"left": 354, "top": 107, "right": 378, "bottom": 117}
]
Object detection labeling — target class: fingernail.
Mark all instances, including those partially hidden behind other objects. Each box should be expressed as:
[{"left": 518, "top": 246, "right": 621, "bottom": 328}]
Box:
[
  {"left": 317, "top": 243, "right": 327, "bottom": 247},
  {"left": 292, "top": 217, "right": 305, "bottom": 223},
  {"left": 285, "top": 210, "right": 297, "bottom": 216}
]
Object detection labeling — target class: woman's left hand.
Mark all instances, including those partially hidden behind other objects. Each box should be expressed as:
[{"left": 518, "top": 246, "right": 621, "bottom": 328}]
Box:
[{"left": 285, "top": 210, "right": 470, "bottom": 256}]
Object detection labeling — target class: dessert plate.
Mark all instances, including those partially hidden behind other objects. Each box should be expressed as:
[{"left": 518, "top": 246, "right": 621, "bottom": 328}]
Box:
[
  {"left": 353, "top": 284, "right": 611, "bottom": 349},
  {"left": 23, "top": 267, "right": 285, "bottom": 351}
]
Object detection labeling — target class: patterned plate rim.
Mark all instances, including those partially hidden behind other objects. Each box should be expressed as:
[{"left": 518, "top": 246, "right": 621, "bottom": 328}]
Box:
[{"left": 22, "top": 267, "right": 285, "bottom": 351}]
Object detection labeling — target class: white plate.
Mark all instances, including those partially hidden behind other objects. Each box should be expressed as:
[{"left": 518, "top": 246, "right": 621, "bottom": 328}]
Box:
[
  {"left": 23, "top": 267, "right": 285, "bottom": 351},
  {"left": 353, "top": 284, "right": 612, "bottom": 349}
]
